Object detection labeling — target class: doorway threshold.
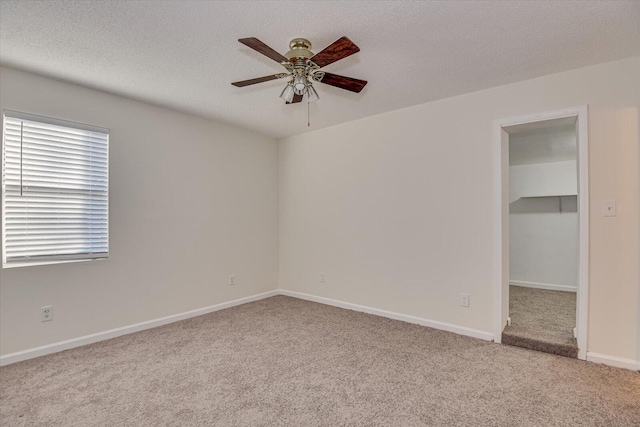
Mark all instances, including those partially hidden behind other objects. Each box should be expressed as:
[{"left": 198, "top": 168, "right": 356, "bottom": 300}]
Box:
[{"left": 502, "top": 286, "right": 578, "bottom": 359}]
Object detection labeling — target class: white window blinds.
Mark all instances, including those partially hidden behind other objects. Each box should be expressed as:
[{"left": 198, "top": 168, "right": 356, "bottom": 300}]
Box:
[{"left": 2, "top": 111, "right": 109, "bottom": 267}]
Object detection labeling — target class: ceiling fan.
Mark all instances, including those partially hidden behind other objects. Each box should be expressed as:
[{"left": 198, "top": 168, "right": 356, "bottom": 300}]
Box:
[{"left": 231, "top": 36, "right": 367, "bottom": 104}]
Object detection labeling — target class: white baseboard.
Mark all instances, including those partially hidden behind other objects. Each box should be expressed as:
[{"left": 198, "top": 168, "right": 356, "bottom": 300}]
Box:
[
  {"left": 586, "top": 352, "right": 640, "bottom": 371},
  {"left": 0, "top": 290, "right": 278, "bottom": 367},
  {"left": 510, "top": 280, "right": 577, "bottom": 292},
  {"left": 279, "top": 289, "right": 494, "bottom": 342},
  {"left": 4, "top": 289, "right": 637, "bottom": 372}
]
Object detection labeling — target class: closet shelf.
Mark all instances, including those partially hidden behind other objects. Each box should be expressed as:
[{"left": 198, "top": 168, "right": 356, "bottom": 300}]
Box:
[
  {"left": 517, "top": 194, "right": 577, "bottom": 213},
  {"left": 520, "top": 194, "right": 577, "bottom": 199}
]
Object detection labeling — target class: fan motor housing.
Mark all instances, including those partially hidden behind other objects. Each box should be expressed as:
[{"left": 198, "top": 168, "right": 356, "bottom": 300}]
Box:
[{"left": 285, "top": 38, "right": 314, "bottom": 61}]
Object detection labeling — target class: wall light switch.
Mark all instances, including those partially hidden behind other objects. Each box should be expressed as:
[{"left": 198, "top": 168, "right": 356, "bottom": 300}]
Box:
[{"left": 602, "top": 200, "right": 616, "bottom": 217}]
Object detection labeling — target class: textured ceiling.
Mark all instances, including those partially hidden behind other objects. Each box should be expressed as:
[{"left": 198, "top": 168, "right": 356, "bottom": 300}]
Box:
[{"left": 1, "top": 1, "right": 639, "bottom": 139}]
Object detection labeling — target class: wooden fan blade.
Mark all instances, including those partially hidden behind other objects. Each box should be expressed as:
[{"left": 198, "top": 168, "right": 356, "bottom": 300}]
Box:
[
  {"left": 310, "top": 37, "right": 360, "bottom": 68},
  {"left": 231, "top": 75, "right": 281, "bottom": 87},
  {"left": 286, "top": 94, "right": 304, "bottom": 104},
  {"left": 319, "top": 72, "right": 367, "bottom": 93},
  {"left": 238, "top": 37, "right": 288, "bottom": 63}
]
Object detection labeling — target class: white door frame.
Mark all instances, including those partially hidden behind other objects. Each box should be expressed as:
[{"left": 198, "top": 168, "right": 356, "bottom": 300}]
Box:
[{"left": 493, "top": 106, "right": 589, "bottom": 360}]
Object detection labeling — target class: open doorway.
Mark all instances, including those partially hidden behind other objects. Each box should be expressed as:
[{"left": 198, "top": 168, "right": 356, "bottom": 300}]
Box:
[
  {"left": 504, "top": 119, "right": 578, "bottom": 357},
  {"left": 493, "top": 107, "right": 589, "bottom": 360}
]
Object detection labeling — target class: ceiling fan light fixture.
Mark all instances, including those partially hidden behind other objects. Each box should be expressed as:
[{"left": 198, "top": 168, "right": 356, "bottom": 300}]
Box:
[
  {"left": 279, "top": 83, "right": 295, "bottom": 103},
  {"left": 307, "top": 84, "right": 319, "bottom": 103},
  {"left": 293, "top": 75, "right": 308, "bottom": 95}
]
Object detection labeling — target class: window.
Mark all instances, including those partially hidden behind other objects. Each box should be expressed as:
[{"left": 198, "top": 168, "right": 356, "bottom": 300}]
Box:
[{"left": 2, "top": 111, "right": 109, "bottom": 267}]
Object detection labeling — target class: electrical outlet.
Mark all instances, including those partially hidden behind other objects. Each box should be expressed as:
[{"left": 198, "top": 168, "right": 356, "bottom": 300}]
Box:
[
  {"left": 229, "top": 275, "right": 235, "bottom": 286},
  {"left": 41, "top": 305, "right": 53, "bottom": 322},
  {"left": 320, "top": 274, "right": 326, "bottom": 283},
  {"left": 460, "top": 294, "right": 470, "bottom": 308}
]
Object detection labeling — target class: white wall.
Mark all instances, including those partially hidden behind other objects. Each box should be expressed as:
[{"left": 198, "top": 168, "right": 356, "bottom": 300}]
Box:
[
  {"left": 509, "top": 160, "right": 578, "bottom": 290},
  {"left": 0, "top": 66, "right": 280, "bottom": 356},
  {"left": 279, "top": 57, "right": 640, "bottom": 363},
  {"left": 2, "top": 58, "right": 638, "bottom": 366}
]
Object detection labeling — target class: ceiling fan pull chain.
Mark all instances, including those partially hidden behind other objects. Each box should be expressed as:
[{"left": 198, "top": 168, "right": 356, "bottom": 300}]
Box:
[{"left": 307, "top": 101, "right": 310, "bottom": 127}]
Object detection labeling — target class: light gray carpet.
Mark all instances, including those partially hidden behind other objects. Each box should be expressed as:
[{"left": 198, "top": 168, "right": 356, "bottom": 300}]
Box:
[
  {"left": 1, "top": 296, "right": 639, "bottom": 426},
  {"left": 503, "top": 286, "right": 578, "bottom": 358}
]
